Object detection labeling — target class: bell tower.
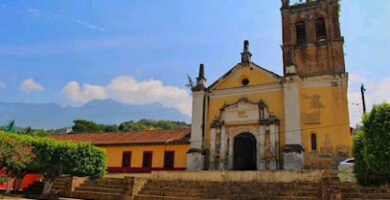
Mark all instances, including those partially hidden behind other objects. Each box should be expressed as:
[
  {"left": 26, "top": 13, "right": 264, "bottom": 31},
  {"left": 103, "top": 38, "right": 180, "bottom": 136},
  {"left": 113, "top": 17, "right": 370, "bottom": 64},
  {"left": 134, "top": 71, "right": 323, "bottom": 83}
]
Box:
[{"left": 281, "top": 0, "right": 345, "bottom": 76}]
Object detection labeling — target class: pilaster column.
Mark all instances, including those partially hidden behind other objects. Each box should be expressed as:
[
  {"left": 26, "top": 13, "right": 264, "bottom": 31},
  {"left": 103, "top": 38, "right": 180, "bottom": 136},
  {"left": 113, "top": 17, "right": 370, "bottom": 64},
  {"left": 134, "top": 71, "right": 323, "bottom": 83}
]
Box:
[
  {"left": 283, "top": 76, "right": 304, "bottom": 169},
  {"left": 258, "top": 124, "right": 266, "bottom": 170},
  {"left": 209, "top": 128, "right": 216, "bottom": 170},
  {"left": 186, "top": 90, "right": 206, "bottom": 170},
  {"left": 219, "top": 126, "right": 226, "bottom": 170},
  {"left": 269, "top": 123, "right": 277, "bottom": 170},
  {"left": 275, "top": 125, "right": 280, "bottom": 169},
  {"left": 228, "top": 135, "right": 234, "bottom": 170}
]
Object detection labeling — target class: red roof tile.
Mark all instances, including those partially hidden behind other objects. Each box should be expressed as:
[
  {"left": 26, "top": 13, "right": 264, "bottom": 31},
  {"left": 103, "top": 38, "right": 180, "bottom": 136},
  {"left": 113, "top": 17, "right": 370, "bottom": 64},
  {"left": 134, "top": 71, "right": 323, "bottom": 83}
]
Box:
[{"left": 49, "top": 128, "right": 190, "bottom": 146}]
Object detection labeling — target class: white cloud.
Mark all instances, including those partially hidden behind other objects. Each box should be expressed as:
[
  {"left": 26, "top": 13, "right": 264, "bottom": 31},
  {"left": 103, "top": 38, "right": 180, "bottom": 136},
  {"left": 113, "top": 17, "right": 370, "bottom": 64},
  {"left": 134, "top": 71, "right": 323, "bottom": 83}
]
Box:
[
  {"left": 26, "top": 8, "right": 41, "bottom": 16},
  {"left": 348, "top": 74, "right": 390, "bottom": 126},
  {"left": 20, "top": 78, "right": 44, "bottom": 92},
  {"left": 107, "top": 76, "right": 192, "bottom": 115},
  {"left": 62, "top": 76, "right": 192, "bottom": 116},
  {"left": 0, "top": 81, "right": 5, "bottom": 89},
  {"left": 76, "top": 20, "right": 105, "bottom": 32},
  {"left": 62, "top": 81, "right": 107, "bottom": 103}
]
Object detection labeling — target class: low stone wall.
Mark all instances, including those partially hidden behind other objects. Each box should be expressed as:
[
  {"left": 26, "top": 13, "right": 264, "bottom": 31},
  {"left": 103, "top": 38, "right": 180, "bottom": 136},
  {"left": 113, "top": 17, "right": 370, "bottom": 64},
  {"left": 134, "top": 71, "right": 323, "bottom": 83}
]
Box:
[{"left": 150, "top": 169, "right": 334, "bottom": 182}]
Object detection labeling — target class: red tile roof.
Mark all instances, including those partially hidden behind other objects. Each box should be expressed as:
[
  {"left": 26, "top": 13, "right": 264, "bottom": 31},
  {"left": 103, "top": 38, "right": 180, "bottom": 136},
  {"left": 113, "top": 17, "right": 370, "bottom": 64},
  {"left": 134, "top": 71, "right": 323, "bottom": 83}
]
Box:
[{"left": 49, "top": 128, "right": 190, "bottom": 146}]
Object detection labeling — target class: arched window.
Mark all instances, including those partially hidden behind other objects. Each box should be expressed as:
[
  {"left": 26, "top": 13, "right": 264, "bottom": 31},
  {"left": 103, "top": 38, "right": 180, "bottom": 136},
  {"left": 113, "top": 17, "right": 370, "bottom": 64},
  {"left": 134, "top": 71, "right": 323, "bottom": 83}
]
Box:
[
  {"left": 311, "top": 133, "right": 317, "bottom": 151},
  {"left": 296, "top": 21, "right": 306, "bottom": 44},
  {"left": 316, "top": 18, "right": 326, "bottom": 41}
]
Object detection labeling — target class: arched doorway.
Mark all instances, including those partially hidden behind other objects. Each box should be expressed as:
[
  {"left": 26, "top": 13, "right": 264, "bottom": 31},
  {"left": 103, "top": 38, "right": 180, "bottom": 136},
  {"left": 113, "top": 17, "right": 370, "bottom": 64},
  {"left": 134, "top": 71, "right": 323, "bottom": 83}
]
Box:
[{"left": 233, "top": 132, "right": 257, "bottom": 170}]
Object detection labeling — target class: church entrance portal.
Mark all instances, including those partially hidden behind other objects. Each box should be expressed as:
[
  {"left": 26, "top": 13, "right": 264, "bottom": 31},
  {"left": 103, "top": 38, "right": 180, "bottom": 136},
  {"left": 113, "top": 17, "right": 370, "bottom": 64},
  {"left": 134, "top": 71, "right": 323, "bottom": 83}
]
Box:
[{"left": 233, "top": 132, "right": 257, "bottom": 170}]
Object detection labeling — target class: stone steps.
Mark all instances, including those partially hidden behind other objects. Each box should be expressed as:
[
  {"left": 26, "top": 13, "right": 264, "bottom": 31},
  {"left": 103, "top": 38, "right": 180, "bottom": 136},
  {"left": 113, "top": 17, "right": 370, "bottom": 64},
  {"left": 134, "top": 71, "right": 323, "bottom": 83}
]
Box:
[
  {"left": 136, "top": 180, "right": 321, "bottom": 200},
  {"left": 72, "top": 190, "right": 122, "bottom": 200},
  {"left": 70, "top": 178, "right": 124, "bottom": 200},
  {"left": 73, "top": 186, "right": 123, "bottom": 193},
  {"left": 140, "top": 189, "right": 319, "bottom": 197},
  {"left": 342, "top": 192, "right": 390, "bottom": 199},
  {"left": 340, "top": 184, "right": 390, "bottom": 199},
  {"left": 134, "top": 194, "right": 319, "bottom": 200}
]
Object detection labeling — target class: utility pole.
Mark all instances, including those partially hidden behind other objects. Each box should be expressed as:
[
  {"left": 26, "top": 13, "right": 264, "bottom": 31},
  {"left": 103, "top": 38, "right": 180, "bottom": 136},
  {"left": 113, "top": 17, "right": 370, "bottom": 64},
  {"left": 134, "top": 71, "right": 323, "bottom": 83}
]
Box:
[{"left": 360, "top": 84, "right": 366, "bottom": 113}]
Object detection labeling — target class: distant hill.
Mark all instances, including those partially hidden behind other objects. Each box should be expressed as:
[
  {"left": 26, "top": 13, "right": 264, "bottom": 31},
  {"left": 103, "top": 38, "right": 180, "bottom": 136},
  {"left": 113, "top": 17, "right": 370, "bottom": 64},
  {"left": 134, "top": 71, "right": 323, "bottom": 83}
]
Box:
[{"left": 0, "top": 99, "right": 190, "bottom": 129}]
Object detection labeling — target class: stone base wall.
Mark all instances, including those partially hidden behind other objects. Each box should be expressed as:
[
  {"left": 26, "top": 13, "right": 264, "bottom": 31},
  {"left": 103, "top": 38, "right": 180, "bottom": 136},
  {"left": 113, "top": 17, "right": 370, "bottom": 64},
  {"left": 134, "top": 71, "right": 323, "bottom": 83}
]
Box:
[
  {"left": 43, "top": 170, "right": 390, "bottom": 200},
  {"left": 150, "top": 169, "right": 327, "bottom": 182}
]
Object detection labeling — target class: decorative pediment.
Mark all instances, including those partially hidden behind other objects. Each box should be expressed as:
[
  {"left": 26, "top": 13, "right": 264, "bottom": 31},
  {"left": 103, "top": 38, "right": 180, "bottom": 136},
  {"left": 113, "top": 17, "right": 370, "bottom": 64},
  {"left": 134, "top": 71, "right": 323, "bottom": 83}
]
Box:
[
  {"left": 209, "top": 63, "right": 281, "bottom": 90},
  {"left": 212, "top": 98, "right": 279, "bottom": 126}
]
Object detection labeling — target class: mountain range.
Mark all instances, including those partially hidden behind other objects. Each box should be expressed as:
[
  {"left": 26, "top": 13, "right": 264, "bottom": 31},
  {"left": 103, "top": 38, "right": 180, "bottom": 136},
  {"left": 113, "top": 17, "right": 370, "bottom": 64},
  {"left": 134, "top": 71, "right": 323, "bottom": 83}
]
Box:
[{"left": 0, "top": 99, "right": 191, "bottom": 129}]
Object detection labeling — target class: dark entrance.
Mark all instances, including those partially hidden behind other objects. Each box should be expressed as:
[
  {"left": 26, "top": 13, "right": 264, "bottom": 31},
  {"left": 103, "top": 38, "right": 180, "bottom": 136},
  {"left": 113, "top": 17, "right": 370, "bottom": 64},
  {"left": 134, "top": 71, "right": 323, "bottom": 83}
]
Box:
[{"left": 234, "top": 132, "right": 257, "bottom": 170}]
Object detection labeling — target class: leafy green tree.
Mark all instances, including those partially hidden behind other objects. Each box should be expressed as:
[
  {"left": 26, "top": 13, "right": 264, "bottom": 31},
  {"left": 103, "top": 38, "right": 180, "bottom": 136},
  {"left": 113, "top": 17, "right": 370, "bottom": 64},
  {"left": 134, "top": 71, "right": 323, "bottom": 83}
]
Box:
[
  {"left": 72, "top": 120, "right": 102, "bottom": 133},
  {"left": 25, "top": 137, "right": 106, "bottom": 196},
  {"left": 118, "top": 120, "right": 145, "bottom": 131},
  {"left": 119, "top": 119, "right": 189, "bottom": 132},
  {"left": 0, "top": 132, "right": 35, "bottom": 192},
  {"left": 0, "top": 133, "right": 106, "bottom": 196},
  {"left": 64, "top": 143, "right": 106, "bottom": 179},
  {"left": 101, "top": 124, "right": 119, "bottom": 132},
  {"left": 353, "top": 103, "right": 390, "bottom": 186}
]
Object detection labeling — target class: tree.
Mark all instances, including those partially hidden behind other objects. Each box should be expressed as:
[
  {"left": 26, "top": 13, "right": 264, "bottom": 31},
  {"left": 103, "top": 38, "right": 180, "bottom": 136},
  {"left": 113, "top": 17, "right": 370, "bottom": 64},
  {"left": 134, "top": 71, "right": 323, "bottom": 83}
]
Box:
[
  {"left": 119, "top": 119, "right": 189, "bottom": 132},
  {"left": 72, "top": 120, "right": 102, "bottom": 133},
  {"left": 118, "top": 120, "right": 145, "bottom": 132},
  {"left": 0, "top": 133, "right": 35, "bottom": 193},
  {"left": 25, "top": 137, "right": 106, "bottom": 196},
  {"left": 101, "top": 124, "right": 119, "bottom": 132},
  {"left": 0, "top": 133, "right": 107, "bottom": 196},
  {"left": 353, "top": 103, "right": 390, "bottom": 186}
]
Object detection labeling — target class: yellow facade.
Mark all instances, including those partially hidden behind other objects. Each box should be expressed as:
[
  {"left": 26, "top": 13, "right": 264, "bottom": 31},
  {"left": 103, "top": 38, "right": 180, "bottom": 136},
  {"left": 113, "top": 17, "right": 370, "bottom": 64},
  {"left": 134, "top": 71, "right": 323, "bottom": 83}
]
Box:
[
  {"left": 102, "top": 144, "right": 189, "bottom": 170},
  {"left": 188, "top": 60, "right": 351, "bottom": 170},
  {"left": 201, "top": 63, "right": 351, "bottom": 169},
  {"left": 299, "top": 81, "right": 352, "bottom": 168},
  {"left": 187, "top": 0, "right": 352, "bottom": 170}
]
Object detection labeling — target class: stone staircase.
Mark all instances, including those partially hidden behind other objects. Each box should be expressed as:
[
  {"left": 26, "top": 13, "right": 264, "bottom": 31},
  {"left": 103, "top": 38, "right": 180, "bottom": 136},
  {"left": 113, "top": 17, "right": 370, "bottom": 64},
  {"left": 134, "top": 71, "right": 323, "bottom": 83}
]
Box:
[
  {"left": 133, "top": 179, "right": 321, "bottom": 200},
  {"left": 71, "top": 178, "right": 124, "bottom": 200},
  {"left": 340, "top": 182, "right": 390, "bottom": 200},
  {"left": 21, "top": 171, "right": 390, "bottom": 200}
]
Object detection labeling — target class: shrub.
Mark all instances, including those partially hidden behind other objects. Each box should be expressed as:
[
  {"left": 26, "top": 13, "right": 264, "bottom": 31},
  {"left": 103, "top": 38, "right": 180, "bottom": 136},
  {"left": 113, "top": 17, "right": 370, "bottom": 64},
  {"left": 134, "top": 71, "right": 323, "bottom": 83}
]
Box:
[
  {"left": 353, "top": 103, "right": 390, "bottom": 186},
  {"left": 0, "top": 132, "right": 107, "bottom": 196},
  {"left": 0, "top": 132, "right": 35, "bottom": 186}
]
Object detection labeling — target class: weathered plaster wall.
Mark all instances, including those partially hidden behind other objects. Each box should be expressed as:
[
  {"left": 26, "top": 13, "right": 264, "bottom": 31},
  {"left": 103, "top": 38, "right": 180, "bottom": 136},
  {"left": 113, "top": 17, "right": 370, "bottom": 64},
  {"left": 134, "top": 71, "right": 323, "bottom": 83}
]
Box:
[{"left": 299, "top": 75, "right": 351, "bottom": 168}]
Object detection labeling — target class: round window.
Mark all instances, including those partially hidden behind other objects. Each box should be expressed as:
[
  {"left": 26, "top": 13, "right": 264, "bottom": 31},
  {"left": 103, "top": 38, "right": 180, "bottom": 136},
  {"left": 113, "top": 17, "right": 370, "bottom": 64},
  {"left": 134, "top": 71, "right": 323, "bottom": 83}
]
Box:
[{"left": 242, "top": 79, "right": 249, "bottom": 86}]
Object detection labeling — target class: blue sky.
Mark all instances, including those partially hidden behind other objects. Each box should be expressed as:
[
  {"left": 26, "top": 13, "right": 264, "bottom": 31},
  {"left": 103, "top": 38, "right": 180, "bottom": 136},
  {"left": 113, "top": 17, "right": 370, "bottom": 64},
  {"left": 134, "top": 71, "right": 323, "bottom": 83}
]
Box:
[{"left": 0, "top": 0, "right": 389, "bottom": 125}]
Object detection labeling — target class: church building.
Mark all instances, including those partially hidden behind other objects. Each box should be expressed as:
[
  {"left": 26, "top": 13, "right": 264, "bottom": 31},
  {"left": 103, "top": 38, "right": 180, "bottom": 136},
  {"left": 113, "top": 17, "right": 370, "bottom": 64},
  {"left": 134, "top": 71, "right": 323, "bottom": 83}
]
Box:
[{"left": 187, "top": 0, "right": 351, "bottom": 170}]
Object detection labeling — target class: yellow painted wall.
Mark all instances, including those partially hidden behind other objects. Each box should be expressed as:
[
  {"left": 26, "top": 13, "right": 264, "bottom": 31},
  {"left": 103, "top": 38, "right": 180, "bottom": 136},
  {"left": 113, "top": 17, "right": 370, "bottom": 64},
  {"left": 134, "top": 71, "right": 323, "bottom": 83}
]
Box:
[
  {"left": 299, "top": 84, "right": 352, "bottom": 168},
  {"left": 205, "top": 63, "right": 286, "bottom": 165},
  {"left": 101, "top": 144, "right": 189, "bottom": 168},
  {"left": 204, "top": 62, "right": 351, "bottom": 169},
  {"left": 211, "top": 64, "right": 280, "bottom": 90}
]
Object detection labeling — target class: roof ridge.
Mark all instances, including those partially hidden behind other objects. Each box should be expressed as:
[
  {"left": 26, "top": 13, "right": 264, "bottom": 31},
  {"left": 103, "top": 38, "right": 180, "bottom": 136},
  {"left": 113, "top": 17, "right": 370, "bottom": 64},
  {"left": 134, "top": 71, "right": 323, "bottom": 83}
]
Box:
[{"left": 53, "top": 127, "right": 190, "bottom": 136}]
